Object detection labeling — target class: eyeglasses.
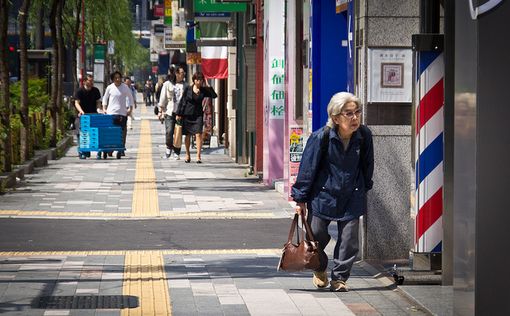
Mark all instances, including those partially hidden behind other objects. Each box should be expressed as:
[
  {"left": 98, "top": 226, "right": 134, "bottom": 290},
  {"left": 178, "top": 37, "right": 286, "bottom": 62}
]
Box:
[{"left": 340, "top": 109, "right": 362, "bottom": 119}]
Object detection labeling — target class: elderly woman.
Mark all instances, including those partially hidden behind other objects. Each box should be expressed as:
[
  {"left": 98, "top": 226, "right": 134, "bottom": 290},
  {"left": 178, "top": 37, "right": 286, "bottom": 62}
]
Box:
[{"left": 291, "top": 92, "right": 374, "bottom": 292}]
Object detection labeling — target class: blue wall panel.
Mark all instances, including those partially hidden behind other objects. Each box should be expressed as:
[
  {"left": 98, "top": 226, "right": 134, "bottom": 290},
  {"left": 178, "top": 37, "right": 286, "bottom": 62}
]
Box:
[{"left": 312, "top": 0, "right": 348, "bottom": 131}]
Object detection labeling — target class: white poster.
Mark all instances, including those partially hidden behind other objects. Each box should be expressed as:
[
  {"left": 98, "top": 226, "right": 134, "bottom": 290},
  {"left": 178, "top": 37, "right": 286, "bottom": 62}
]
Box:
[
  {"left": 368, "top": 48, "right": 412, "bottom": 103},
  {"left": 93, "top": 63, "right": 104, "bottom": 83}
]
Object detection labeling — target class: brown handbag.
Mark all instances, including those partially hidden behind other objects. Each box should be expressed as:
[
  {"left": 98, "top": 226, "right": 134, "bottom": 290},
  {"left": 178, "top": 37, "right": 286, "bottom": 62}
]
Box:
[
  {"left": 173, "top": 119, "right": 183, "bottom": 148},
  {"left": 277, "top": 211, "right": 325, "bottom": 272}
]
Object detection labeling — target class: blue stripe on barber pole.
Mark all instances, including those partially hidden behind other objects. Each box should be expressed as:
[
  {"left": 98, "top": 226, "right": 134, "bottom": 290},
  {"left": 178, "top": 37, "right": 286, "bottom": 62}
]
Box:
[
  {"left": 416, "top": 132, "right": 444, "bottom": 188},
  {"left": 415, "top": 51, "right": 444, "bottom": 253}
]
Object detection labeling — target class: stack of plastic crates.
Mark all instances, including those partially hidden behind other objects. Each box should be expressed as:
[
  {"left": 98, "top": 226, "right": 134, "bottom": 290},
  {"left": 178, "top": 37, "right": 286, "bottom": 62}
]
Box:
[{"left": 78, "top": 114, "right": 124, "bottom": 159}]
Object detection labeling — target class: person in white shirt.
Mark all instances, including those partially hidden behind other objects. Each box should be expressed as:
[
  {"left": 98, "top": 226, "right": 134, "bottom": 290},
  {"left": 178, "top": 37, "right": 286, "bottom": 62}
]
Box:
[
  {"left": 124, "top": 77, "right": 137, "bottom": 130},
  {"left": 102, "top": 71, "right": 135, "bottom": 157},
  {"left": 158, "top": 66, "right": 188, "bottom": 160}
]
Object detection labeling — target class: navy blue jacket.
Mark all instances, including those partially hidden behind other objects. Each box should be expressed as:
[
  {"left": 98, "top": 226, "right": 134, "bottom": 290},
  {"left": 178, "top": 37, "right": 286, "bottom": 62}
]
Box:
[{"left": 291, "top": 125, "right": 374, "bottom": 221}]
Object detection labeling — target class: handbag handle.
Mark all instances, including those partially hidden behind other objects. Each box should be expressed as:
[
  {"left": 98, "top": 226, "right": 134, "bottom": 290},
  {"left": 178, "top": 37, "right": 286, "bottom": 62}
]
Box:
[
  {"left": 286, "top": 210, "right": 317, "bottom": 244},
  {"left": 299, "top": 209, "right": 317, "bottom": 242}
]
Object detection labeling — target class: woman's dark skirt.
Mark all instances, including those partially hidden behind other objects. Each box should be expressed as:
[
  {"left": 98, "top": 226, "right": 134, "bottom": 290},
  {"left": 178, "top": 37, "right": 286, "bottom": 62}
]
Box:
[{"left": 182, "top": 114, "right": 203, "bottom": 135}]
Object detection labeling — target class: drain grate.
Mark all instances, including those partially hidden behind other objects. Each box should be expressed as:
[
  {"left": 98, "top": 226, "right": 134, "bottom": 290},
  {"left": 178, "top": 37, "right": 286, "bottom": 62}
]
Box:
[{"left": 34, "top": 295, "right": 138, "bottom": 309}]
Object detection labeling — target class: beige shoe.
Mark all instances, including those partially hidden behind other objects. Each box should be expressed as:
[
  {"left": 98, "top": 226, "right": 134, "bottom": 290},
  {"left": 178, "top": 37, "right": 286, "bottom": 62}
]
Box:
[
  {"left": 330, "top": 280, "right": 348, "bottom": 292},
  {"left": 312, "top": 271, "right": 329, "bottom": 288}
]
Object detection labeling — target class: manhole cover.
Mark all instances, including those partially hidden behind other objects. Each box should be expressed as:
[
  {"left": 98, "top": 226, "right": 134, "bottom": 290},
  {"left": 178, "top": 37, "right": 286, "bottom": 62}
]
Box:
[{"left": 34, "top": 295, "right": 138, "bottom": 309}]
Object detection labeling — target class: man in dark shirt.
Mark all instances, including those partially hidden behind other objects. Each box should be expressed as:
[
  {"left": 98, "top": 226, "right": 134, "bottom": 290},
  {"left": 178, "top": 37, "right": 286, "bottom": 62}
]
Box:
[
  {"left": 74, "top": 75, "right": 102, "bottom": 115},
  {"left": 74, "top": 74, "right": 102, "bottom": 158}
]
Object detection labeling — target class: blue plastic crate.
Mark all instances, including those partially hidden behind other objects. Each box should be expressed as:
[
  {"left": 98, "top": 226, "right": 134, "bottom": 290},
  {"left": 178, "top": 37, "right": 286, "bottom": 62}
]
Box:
[
  {"left": 78, "top": 124, "right": 124, "bottom": 153},
  {"left": 80, "top": 114, "right": 114, "bottom": 129},
  {"left": 98, "top": 127, "right": 123, "bottom": 148},
  {"left": 79, "top": 130, "right": 99, "bottom": 150}
]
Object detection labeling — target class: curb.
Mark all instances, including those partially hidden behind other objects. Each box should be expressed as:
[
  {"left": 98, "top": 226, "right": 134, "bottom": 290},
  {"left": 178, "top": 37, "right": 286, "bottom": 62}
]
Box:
[
  {"left": 359, "top": 260, "right": 434, "bottom": 315},
  {"left": 0, "top": 134, "right": 74, "bottom": 192}
]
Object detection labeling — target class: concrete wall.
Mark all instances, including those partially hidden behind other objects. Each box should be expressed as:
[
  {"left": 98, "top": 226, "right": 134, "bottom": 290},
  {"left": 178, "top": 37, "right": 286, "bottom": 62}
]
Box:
[
  {"left": 357, "top": 0, "right": 419, "bottom": 260},
  {"left": 364, "top": 126, "right": 413, "bottom": 260}
]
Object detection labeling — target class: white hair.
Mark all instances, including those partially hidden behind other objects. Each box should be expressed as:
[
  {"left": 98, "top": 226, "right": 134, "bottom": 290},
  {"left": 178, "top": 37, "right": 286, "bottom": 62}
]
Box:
[{"left": 326, "top": 92, "right": 361, "bottom": 128}]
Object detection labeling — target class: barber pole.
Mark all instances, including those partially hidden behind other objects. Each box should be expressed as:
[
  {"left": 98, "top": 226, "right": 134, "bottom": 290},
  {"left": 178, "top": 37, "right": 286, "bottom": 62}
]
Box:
[{"left": 415, "top": 51, "right": 444, "bottom": 253}]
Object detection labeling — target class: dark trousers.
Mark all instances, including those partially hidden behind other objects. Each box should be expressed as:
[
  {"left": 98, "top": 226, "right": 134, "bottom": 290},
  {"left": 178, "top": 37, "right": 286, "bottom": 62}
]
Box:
[
  {"left": 112, "top": 115, "right": 127, "bottom": 149},
  {"left": 307, "top": 215, "right": 360, "bottom": 282},
  {"left": 164, "top": 113, "right": 181, "bottom": 155}
]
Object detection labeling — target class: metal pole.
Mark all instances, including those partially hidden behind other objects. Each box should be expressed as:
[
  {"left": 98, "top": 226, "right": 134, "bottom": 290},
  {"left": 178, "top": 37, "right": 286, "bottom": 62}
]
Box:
[
  {"left": 136, "top": 4, "right": 141, "bottom": 39},
  {"left": 420, "top": 0, "right": 440, "bottom": 33}
]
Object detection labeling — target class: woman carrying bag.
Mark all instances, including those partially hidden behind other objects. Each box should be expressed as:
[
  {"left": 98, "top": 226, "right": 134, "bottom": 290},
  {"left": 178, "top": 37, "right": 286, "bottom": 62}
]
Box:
[
  {"left": 291, "top": 92, "right": 374, "bottom": 292},
  {"left": 176, "top": 72, "right": 217, "bottom": 163}
]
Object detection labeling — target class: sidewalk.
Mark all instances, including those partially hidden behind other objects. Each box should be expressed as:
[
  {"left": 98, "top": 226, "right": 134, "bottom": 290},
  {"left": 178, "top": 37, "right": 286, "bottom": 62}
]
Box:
[{"left": 0, "top": 102, "right": 431, "bottom": 315}]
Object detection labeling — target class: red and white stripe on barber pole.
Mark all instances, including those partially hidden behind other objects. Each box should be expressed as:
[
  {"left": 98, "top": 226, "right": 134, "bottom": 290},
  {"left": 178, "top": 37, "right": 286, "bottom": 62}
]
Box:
[{"left": 415, "top": 51, "right": 444, "bottom": 253}]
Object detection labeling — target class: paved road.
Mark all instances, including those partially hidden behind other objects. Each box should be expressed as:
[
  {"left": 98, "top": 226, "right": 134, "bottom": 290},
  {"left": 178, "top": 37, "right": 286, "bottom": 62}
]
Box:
[{"left": 0, "top": 218, "right": 290, "bottom": 251}]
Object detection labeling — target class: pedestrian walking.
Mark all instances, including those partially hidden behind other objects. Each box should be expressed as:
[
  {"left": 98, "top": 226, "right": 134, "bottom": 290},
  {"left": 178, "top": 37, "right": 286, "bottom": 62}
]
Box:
[
  {"left": 124, "top": 77, "right": 137, "bottom": 130},
  {"left": 291, "top": 92, "right": 374, "bottom": 292},
  {"left": 176, "top": 72, "right": 217, "bottom": 163},
  {"left": 144, "top": 80, "right": 154, "bottom": 107},
  {"left": 75, "top": 74, "right": 102, "bottom": 116},
  {"left": 154, "top": 76, "right": 165, "bottom": 104},
  {"left": 102, "top": 71, "right": 135, "bottom": 158},
  {"left": 74, "top": 74, "right": 102, "bottom": 158},
  {"left": 158, "top": 66, "right": 188, "bottom": 160}
]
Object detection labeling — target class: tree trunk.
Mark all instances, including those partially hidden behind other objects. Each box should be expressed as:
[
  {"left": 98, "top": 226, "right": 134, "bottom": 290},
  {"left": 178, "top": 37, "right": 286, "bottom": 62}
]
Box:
[
  {"left": 56, "top": 0, "right": 65, "bottom": 134},
  {"left": 49, "top": 0, "right": 59, "bottom": 147},
  {"left": 71, "top": 0, "right": 82, "bottom": 96},
  {"left": 0, "top": 0, "right": 12, "bottom": 172},
  {"left": 19, "top": 0, "right": 32, "bottom": 162},
  {"left": 34, "top": 5, "right": 45, "bottom": 78}
]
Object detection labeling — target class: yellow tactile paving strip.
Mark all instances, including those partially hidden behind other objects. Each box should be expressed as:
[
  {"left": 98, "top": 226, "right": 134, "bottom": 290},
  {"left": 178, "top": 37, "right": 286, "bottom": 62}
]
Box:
[
  {"left": 132, "top": 119, "right": 159, "bottom": 217},
  {"left": 0, "top": 249, "right": 281, "bottom": 315},
  {"left": 122, "top": 251, "right": 171, "bottom": 316},
  {"left": 141, "top": 102, "right": 148, "bottom": 114}
]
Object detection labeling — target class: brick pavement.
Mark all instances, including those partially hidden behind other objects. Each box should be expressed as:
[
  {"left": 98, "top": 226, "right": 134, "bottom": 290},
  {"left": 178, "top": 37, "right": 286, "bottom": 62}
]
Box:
[{"left": 0, "top": 101, "right": 430, "bottom": 315}]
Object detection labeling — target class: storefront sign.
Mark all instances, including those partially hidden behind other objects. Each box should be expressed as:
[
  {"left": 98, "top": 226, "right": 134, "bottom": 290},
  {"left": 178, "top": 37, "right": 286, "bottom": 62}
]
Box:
[
  {"left": 186, "top": 52, "right": 202, "bottom": 64},
  {"left": 336, "top": 0, "right": 349, "bottom": 13},
  {"left": 154, "top": 4, "right": 164, "bottom": 17},
  {"left": 268, "top": 58, "right": 285, "bottom": 118},
  {"left": 94, "top": 44, "right": 106, "bottom": 63},
  {"left": 194, "top": 0, "right": 246, "bottom": 13},
  {"left": 289, "top": 127, "right": 304, "bottom": 189}
]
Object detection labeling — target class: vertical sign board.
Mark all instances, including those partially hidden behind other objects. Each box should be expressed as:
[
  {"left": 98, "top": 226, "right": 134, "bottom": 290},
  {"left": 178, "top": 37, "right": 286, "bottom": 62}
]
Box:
[
  {"left": 289, "top": 127, "right": 304, "bottom": 189},
  {"left": 263, "top": 0, "right": 285, "bottom": 186},
  {"left": 164, "top": 0, "right": 172, "bottom": 26},
  {"left": 93, "top": 44, "right": 106, "bottom": 87},
  {"left": 172, "top": 0, "right": 186, "bottom": 41}
]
